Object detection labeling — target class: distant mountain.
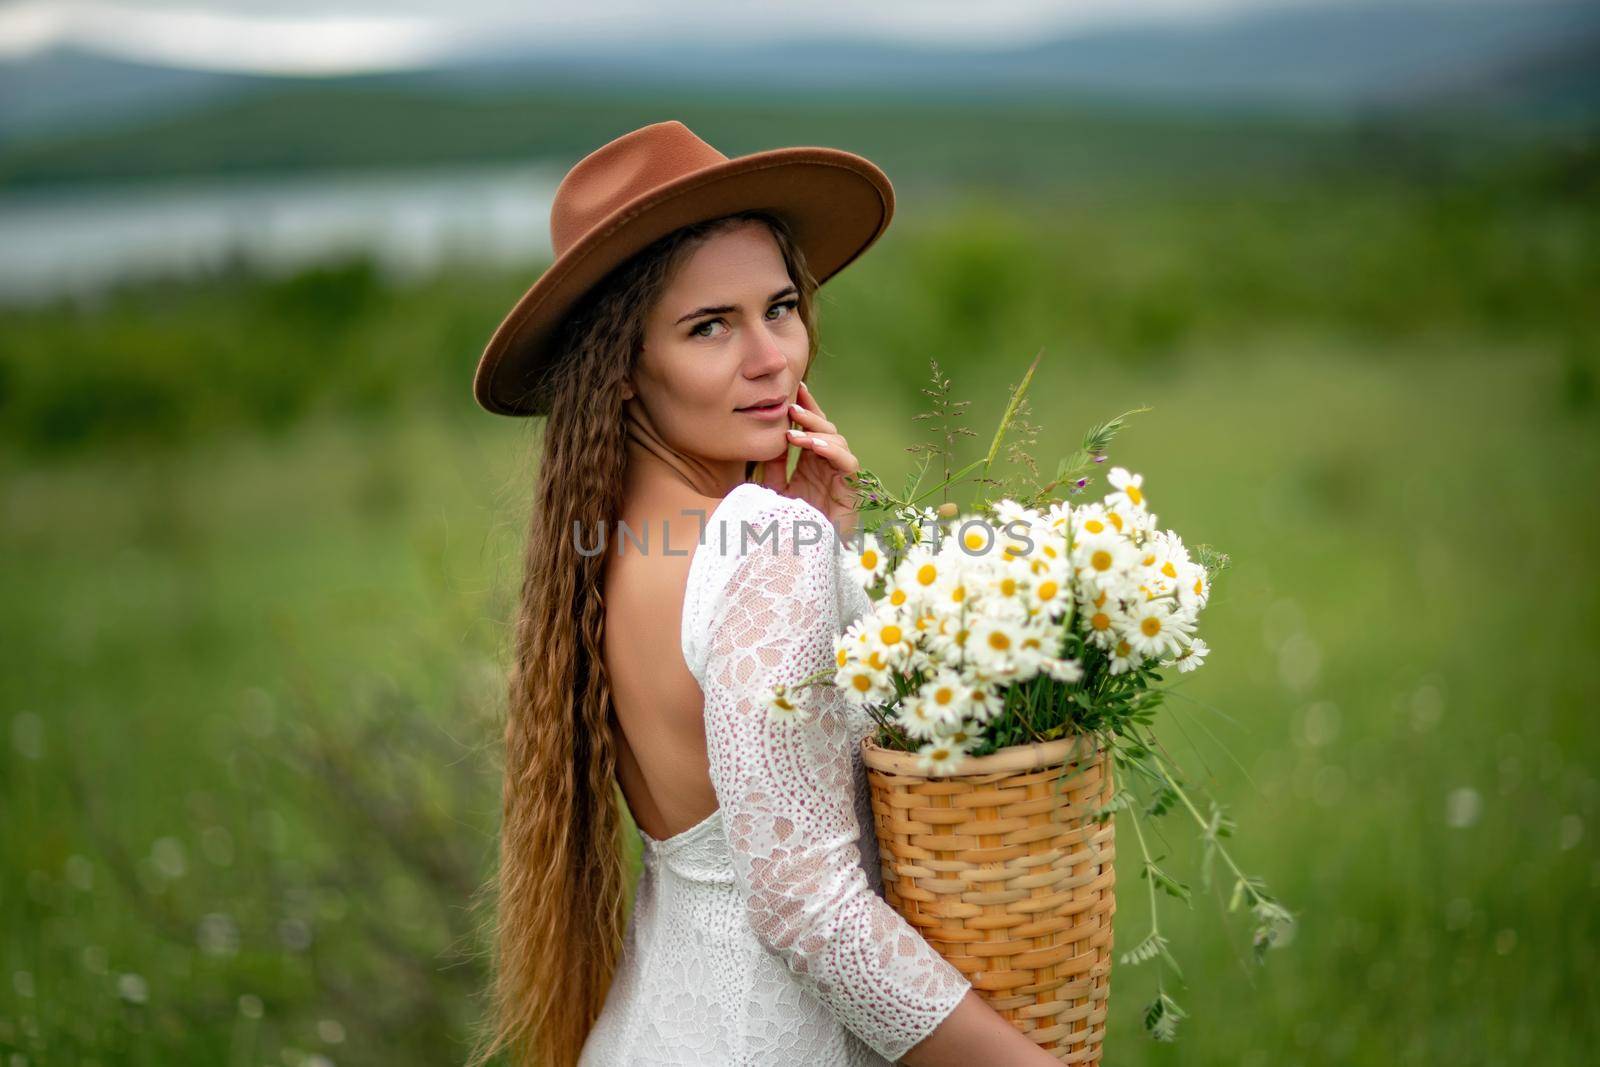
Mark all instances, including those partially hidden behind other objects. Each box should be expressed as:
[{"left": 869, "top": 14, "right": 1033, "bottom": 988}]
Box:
[
  {"left": 432, "top": 0, "right": 1600, "bottom": 112},
  {"left": 1377, "top": 29, "right": 1600, "bottom": 127},
  {"left": 0, "top": 49, "right": 269, "bottom": 141},
  {"left": 0, "top": 0, "right": 1594, "bottom": 176}
]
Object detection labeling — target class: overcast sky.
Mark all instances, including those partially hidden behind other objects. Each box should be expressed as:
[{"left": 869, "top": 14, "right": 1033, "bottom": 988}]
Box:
[{"left": 0, "top": 0, "right": 1519, "bottom": 74}]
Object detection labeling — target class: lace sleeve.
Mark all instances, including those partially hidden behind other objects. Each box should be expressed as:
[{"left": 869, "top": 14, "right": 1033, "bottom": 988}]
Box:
[{"left": 699, "top": 496, "right": 972, "bottom": 1063}]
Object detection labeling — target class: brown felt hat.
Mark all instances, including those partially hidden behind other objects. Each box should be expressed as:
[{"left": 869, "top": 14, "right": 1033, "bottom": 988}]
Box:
[{"left": 472, "top": 119, "right": 896, "bottom": 417}]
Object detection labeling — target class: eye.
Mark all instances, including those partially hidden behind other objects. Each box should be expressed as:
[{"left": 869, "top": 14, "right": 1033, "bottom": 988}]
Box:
[{"left": 688, "top": 299, "right": 799, "bottom": 339}]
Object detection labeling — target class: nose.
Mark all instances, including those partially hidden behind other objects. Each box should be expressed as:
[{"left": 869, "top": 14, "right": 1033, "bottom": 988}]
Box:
[{"left": 743, "top": 324, "right": 789, "bottom": 379}]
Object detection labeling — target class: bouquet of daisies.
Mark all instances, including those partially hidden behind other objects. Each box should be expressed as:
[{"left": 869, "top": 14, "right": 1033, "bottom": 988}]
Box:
[
  {"left": 766, "top": 353, "right": 1293, "bottom": 1044},
  {"left": 830, "top": 468, "right": 1211, "bottom": 776}
]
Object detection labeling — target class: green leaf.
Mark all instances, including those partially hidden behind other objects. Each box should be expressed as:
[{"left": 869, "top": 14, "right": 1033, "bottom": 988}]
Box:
[{"left": 1142, "top": 991, "right": 1187, "bottom": 1042}]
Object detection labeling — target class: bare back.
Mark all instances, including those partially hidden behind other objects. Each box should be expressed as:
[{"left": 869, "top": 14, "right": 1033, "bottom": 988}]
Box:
[{"left": 600, "top": 491, "right": 725, "bottom": 842}]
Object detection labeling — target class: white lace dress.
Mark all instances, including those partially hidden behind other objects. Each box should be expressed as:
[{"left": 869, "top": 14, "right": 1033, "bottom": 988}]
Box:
[{"left": 578, "top": 481, "right": 972, "bottom": 1066}]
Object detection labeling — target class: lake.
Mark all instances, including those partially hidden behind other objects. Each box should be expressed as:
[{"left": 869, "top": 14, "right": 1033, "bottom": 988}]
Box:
[{"left": 0, "top": 161, "right": 563, "bottom": 302}]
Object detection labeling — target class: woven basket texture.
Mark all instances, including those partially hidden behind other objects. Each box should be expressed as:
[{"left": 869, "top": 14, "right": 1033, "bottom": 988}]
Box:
[{"left": 860, "top": 733, "right": 1116, "bottom": 1063}]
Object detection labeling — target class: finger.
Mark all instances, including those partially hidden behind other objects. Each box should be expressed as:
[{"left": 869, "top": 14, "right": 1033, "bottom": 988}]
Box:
[
  {"left": 797, "top": 380, "right": 830, "bottom": 421},
  {"left": 787, "top": 430, "right": 857, "bottom": 473},
  {"left": 786, "top": 401, "right": 835, "bottom": 434}
]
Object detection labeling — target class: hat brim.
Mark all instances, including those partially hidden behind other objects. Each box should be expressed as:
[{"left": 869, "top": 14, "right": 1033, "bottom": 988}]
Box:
[{"left": 473, "top": 145, "right": 895, "bottom": 417}]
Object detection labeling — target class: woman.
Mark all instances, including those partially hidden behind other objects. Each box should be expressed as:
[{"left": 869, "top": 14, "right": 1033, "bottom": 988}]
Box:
[{"left": 467, "top": 121, "right": 1057, "bottom": 1067}]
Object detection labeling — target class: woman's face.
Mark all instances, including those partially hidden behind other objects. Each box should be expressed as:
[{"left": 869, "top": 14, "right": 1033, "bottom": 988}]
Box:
[{"left": 628, "top": 220, "right": 808, "bottom": 468}]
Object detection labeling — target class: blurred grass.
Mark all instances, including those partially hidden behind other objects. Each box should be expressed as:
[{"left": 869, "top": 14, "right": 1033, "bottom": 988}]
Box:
[{"left": 1, "top": 114, "right": 1598, "bottom": 1065}]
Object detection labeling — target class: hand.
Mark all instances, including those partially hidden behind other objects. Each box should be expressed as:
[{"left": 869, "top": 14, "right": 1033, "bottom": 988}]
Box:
[{"left": 758, "top": 380, "right": 861, "bottom": 540}]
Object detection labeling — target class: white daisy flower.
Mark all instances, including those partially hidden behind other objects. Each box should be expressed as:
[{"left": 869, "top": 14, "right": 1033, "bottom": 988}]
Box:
[
  {"left": 863, "top": 616, "right": 916, "bottom": 669},
  {"left": 1161, "top": 636, "right": 1210, "bottom": 673},
  {"left": 933, "top": 718, "right": 982, "bottom": 751},
  {"left": 892, "top": 545, "right": 948, "bottom": 605},
  {"left": 1008, "top": 621, "right": 1053, "bottom": 682},
  {"left": 1027, "top": 572, "right": 1072, "bottom": 619},
  {"left": 1044, "top": 499, "right": 1075, "bottom": 537},
  {"left": 845, "top": 533, "right": 889, "bottom": 587},
  {"left": 917, "top": 668, "right": 972, "bottom": 720},
  {"left": 992, "top": 498, "right": 1033, "bottom": 528},
  {"left": 967, "top": 611, "right": 1028, "bottom": 675},
  {"left": 1104, "top": 500, "right": 1158, "bottom": 538},
  {"left": 1071, "top": 502, "right": 1116, "bottom": 542},
  {"left": 981, "top": 565, "right": 1033, "bottom": 617},
  {"left": 951, "top": 517, "right": 1001, "bottom": 560},
  {"left": 1135, "top": 541, "right": 1182, "bottom": 598},
  {"left": 962, "top": 681, "right": 1004, "bottom": 723},
  {"left": 1043, "top": 656, "right": 1085, "bottom": 684},
  {"left": 1106, "top": 467, "right": 1148, "bottom": 512},
  {"left": 927, "top": 570, "right": 973, "bottom": 615},
  {"left": 899, "top": 695, "right": 959, "bottom": 740},
  {"left": 916, "top": 733, "right": 974, "bottom": 776},
  {"left": 923, "top": 612, "right": 971, "bottom": 663},
  {"left": 765, "top": 684, "right": 813, "bottom": 726},
  {"left": 1107, "top": 636, "right": 1142, "bottom": 676},
  {"left": 1123, "top": 599, "right": 1197, "bottom": 661},
  {"left": 1176, "top": 560, "right": 1211, "bottom": 611},
  {"left": 1079, "top": 587, "right": 1122, "bottom": 652},
  {"left": 1072, "top": 531, "right": 1140, "bottom": 591},
  {"left": 834, "top": 659, "right": 889, "bottom": 705}
]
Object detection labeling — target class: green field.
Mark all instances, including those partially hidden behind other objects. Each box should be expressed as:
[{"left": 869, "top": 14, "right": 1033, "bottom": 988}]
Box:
[{"left": 2, "top": 104, "right": 1597, "bottom": 1065}]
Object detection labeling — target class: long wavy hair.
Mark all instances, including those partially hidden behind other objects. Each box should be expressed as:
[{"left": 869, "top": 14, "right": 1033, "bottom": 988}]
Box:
[{"left": 466, "top": 209, "right": 822, "bottom": 1067}]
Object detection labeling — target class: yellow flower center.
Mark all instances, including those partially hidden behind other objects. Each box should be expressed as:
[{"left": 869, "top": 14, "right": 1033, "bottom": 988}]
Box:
[
  {"left": 1083, "top": 519, "right": 1105, "bottom": 535},
  {"left": 1161, "top": 561, "right": 1178, "bottom": 579},
  {"left": 880, "top": 624, "right": 902, "bottom": 645},
  {"left": 1091, "top": 612, "right": 1111, "bottom": 631},
  {"left": 1037, "top": 580, "right": 1058, "bottom": 601},
  {"left": 987, "top": 630, "right": 1011, "bottom": 651},
  {"left": 861, "top": 549, "right": 879, "bottom": 569},
  {"left": 1091, "top": 550, "right": 1113, "bottom": 571},
  {"left": 1141, "top": 616, "right": 1162, "bottom": 636},
  {"left": 851, "top": 674, "right": 872, "bottom": 692},
  {"left": 917, "top": 563, "right": 939, "bottom": 586},
  {"left": 1127, "top": 485, "right": 1143, "bottom": 505}
]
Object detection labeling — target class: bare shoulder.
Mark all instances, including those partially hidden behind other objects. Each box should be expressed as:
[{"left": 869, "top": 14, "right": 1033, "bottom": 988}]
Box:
[{"left": 606, "top": 491, "right": 721, "bottom": 612}]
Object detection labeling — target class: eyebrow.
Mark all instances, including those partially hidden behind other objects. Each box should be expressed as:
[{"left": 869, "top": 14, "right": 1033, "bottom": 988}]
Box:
[{"left": 675, "top": 286, "right": 798, "bottom": 325}]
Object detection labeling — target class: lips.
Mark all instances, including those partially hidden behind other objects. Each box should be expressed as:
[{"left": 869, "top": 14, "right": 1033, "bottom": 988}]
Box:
[{"left": 737, "top": 395, "right": 788, "bottom": 412}]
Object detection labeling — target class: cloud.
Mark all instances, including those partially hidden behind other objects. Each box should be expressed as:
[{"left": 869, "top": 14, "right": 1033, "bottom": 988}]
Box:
[
  {"left": 0, "top": 0, "right": 1444, "bottom": 74},
  {"left": 0, "top": 2, "right": 456, "bottom": 74}
]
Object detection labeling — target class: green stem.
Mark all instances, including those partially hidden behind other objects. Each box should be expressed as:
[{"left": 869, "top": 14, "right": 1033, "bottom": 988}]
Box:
[{"left": 1144, "top": 738, "right": 1254, "bottom": 888}]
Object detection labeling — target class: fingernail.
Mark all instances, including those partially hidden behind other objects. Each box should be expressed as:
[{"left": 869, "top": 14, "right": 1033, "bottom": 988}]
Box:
[
  {"left": 814, "top": 439, "right": 827, "bottom": 448},
  {"left": 789, "top": 402, "right": 802, "bottom": 411},
  {"left": 787, "top": 428, "right": 802, "bottom": 436}
]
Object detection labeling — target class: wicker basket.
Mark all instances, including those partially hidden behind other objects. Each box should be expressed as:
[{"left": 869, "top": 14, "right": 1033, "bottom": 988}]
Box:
[{"left": 859, "top": 732, "right": 1116, "bottom": 1064}]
